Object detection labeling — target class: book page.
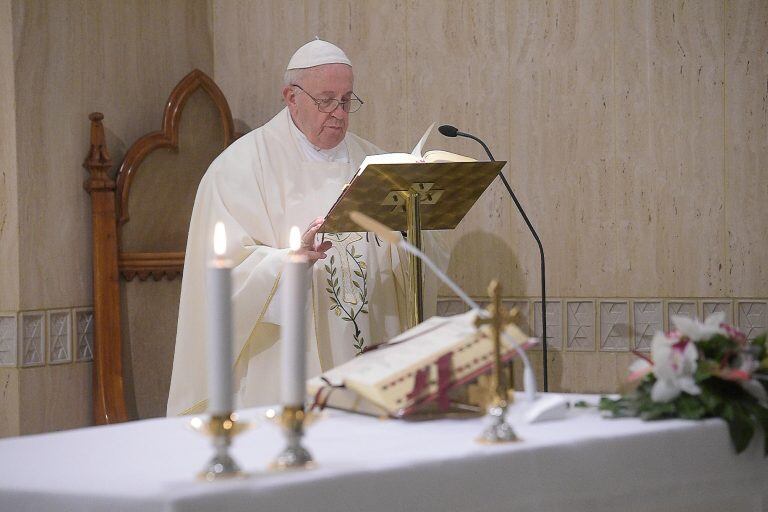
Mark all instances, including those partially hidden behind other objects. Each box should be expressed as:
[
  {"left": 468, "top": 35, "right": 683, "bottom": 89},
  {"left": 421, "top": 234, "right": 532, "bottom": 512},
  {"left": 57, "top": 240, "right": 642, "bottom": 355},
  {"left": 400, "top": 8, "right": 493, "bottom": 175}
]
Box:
[
  {"left": 423, "top": 150, "right": 476, "bottom": 163},
  {"left": 355, "top": 152, "right": 417, "bottom": 177},
  {"left": 410, "top": 122, "right": 436, "bottom": 159}
]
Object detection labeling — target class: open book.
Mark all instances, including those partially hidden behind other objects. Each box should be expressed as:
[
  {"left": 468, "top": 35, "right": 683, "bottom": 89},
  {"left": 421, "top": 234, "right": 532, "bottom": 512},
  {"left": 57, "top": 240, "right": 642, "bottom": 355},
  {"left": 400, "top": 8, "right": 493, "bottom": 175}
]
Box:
[
  {"left": 319, "top": 123, "right": 482, "bottom": 233},
  {"left": 307, "top": 311, "right": 536, "bottom": 418},
  {"left": 354, "top": 122, "right": 475, "bottom": 179}
]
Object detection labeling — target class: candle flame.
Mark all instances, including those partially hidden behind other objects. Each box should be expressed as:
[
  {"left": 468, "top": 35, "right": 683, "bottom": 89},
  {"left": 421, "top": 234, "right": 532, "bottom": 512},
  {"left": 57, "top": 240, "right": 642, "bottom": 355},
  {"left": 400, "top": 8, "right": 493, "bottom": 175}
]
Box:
[
  {"left": 289, "top": 226, "right": 301, "bottom": 251},
  {"left": 213, "top": 222, "right": 227, "bottom": 256}
]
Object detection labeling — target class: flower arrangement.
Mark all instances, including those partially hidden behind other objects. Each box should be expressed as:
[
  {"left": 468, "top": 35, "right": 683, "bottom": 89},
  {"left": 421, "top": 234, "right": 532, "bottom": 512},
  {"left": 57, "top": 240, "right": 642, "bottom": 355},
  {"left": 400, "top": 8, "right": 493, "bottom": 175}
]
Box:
[{"left": 599, "top": 313, "right": 768, "bottom": 454}]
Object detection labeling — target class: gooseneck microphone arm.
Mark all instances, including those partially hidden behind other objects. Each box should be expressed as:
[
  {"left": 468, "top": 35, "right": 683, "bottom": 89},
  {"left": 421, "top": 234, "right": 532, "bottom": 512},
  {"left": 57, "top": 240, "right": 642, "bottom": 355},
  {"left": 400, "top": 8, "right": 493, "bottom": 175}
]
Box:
[{"left": 438, "top": 125, "right": 549, "bottom": 392}]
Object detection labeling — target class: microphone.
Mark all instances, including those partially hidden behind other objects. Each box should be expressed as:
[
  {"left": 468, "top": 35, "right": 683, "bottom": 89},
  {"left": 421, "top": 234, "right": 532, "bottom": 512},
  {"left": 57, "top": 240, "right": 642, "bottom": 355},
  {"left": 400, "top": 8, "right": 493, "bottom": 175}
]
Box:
[
  {"left": 439, "top": 124, "right": 550, "bottom": 392},
  {"left": 349, "top": 211, "right": 537, "bottom": 401},
  {"left": 438, "top": 125, "right": 459, "bottom": 137}
]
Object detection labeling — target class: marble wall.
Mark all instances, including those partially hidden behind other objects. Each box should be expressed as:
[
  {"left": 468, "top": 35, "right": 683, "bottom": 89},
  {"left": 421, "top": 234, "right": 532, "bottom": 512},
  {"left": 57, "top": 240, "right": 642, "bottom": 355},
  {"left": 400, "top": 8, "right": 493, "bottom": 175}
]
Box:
[
  {"left": 0, "top": 0, "right": 213, "bottom": 437},
  {"left": 212, "top": 0, "right": 768, "bottom": 392}
]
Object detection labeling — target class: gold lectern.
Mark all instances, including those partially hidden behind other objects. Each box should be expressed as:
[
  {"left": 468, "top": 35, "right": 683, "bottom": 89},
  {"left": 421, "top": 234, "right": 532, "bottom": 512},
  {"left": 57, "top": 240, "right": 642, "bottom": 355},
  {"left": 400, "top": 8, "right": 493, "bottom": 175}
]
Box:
[{"left": 320, "top": 161, "right": 506, "bottom": 327}]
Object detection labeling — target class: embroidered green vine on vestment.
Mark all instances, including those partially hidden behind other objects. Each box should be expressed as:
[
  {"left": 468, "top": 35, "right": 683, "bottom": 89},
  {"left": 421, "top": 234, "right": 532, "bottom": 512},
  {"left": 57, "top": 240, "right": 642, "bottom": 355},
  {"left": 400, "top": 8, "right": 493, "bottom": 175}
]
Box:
[{"left": 324, "top": 234, "right": 370, "bottom": 353}]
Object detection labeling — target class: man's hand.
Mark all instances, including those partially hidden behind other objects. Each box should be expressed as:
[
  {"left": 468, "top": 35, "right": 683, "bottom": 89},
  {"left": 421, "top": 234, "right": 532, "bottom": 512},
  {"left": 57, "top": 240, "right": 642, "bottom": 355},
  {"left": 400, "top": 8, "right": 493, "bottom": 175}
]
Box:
[{"left": 296, "top": 217, "right": 332, "bottom": 264}]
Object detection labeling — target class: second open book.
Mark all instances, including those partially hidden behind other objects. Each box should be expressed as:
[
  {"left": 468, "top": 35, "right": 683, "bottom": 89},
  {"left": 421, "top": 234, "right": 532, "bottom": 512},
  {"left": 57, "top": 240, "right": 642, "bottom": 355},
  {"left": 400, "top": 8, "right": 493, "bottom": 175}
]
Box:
[{"left": 307, "top": 310, "right": 535, "bottom": 418}]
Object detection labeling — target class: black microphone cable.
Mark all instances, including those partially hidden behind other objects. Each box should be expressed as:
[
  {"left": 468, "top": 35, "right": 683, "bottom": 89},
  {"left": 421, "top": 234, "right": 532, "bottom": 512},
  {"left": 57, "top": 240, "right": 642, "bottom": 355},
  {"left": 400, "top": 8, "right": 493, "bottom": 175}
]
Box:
[{"left": 438, "top": 125, "right": 549, "bottom": 392}]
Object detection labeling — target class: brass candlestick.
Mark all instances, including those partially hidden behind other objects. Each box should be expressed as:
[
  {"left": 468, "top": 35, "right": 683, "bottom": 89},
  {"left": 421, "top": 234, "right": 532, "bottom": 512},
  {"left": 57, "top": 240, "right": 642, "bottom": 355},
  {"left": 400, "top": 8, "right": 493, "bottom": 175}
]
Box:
[
  {"left": 269, "top": 405, "right": 315, "bottom": 471},
  {"left": 475, "top": 280, "right": 520, "bottom": 444},
  {"left": 190, "top": 413, "right": 248, "bottom": 480}
]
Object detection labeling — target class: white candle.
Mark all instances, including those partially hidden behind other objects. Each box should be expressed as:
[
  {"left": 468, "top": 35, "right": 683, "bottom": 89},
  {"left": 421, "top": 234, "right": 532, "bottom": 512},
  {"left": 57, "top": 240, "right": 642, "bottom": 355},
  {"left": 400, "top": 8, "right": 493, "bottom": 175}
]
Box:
[
  {"left": 207, "top": 222, "right": 233, "bottom": 415},
  {"left": 281, "top": 226, "right": 308, "bottom": 406}
]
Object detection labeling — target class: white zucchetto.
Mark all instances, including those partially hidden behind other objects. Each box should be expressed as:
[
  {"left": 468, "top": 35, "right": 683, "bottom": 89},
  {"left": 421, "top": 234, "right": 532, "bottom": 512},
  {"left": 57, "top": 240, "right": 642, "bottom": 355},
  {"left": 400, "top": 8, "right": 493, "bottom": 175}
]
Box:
[{"left": 287, "top": 39, "right": 352, "bottom": 70}]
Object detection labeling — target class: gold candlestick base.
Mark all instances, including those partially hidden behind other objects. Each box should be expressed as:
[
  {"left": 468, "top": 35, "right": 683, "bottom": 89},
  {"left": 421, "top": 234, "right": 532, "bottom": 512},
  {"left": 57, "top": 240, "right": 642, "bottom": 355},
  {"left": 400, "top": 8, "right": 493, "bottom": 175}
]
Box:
[
  {"left": 190, "top": 413, "right": 248, "bottom": 480},
  {"left": 269, "top": 405, "right": 315, "bottom": 471},
  {"left": 477, "top": 398, "right": 519, "bottom": 444}
]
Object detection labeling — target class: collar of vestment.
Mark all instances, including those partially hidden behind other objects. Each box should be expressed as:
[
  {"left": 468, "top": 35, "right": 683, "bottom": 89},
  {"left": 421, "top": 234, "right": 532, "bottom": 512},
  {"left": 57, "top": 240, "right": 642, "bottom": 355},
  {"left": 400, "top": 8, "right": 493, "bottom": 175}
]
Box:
[{"left": 288, "top": 112, "right": 350, "bottom": 163}]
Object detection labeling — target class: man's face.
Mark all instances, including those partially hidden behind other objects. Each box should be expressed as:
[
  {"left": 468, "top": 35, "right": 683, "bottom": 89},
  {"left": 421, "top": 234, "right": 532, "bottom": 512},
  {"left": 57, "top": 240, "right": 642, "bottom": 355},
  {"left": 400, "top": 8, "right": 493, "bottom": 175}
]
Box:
[{"left": 283, "top": 64, "right": 353, "bottom": 150}]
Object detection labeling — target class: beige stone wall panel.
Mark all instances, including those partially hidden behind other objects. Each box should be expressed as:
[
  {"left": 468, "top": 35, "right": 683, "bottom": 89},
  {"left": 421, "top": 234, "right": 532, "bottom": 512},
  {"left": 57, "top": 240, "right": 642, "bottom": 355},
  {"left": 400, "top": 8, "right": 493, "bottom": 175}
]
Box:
[
  {"left": 0, "top": 0, "right": 20, "bottom": 312},
  {"left": 18, "top": 362, "right": 92, "bottom": 435},
  {"left": 405, "top": 0, "right": 514, "bottom": 296},
  {"left": 614, "top": 0, "right": 726, "bottom": 298},
  {"left": 0, "top": 368, "right": 20, "bottom": 437},
  {"left": 725, "top": 0, "right": 768, "bottom": 297},
  {"left": 509, "top": 1, "right": 615, "bottom": 298},
  {"left": 12, "top": 0, "right": 212, "bottom": 310},
  {"left": 213, "top": 0, "right": 408, "bottom": 151},
  {"left": 121, "top": 280, "right": 181, "bottom": 420}
]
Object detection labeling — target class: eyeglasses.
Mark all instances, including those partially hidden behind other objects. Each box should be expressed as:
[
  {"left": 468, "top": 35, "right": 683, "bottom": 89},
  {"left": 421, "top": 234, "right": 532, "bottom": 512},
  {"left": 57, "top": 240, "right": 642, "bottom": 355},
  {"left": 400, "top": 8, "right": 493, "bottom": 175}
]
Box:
[{"left": 291, "top": 83, "right": 364, "bottom": 114}]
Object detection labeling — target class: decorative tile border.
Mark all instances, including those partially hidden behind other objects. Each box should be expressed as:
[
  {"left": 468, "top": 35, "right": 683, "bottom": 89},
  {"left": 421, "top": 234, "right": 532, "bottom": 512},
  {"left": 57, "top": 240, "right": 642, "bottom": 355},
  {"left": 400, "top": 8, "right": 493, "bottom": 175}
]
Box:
[
  {"left": 0, "top": 313, "right": 18, "bottom": 367},
  {"left": 20, "top": 311, "right": 45, "bottom": 367},
  {"left": 566, "top": 301, "right": 595, "bottom": 351},
  {"left": 436, "top": 297, "right": 768, "bottom": 352},
  {"left": 0, "top": 307, "right": 94, "bottom": 368},
  {"left": 666, "top": 300, "right": 698, "bottom": 331},
  {"left": 632, "top": 301, "right": 662, "bottom": 352},
  {"left": 737, "top": 301, "right": 767, "bottom": 341},
  {"left": 600, "top": 301, "right": 630, "bottom": 351},
  {"left": 702, "top": 301, "right": 732, "bottom": 324},
  {"left": 47, "top": 309, "right": 72, "bottom": 365},
  {"left": 533, "top": 300, "right": 562, "bottom": 350},
  {"left": 74, "top": 308, "right": 94, "bottom": 362}
]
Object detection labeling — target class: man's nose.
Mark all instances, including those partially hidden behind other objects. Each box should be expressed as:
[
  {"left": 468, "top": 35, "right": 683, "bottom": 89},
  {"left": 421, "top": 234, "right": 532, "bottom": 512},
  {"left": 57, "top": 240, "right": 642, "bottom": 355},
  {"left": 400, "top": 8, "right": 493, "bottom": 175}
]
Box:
[{"left": 329, "top": 103, "right": 347, "bottom": 118}]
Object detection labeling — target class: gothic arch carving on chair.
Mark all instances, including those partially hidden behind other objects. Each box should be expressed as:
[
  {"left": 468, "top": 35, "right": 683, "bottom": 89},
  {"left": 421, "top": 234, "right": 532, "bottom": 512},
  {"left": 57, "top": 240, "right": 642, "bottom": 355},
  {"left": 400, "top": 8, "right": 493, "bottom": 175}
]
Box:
[{"left": 83, "top": 69, "right": 242, "bottom": 424}]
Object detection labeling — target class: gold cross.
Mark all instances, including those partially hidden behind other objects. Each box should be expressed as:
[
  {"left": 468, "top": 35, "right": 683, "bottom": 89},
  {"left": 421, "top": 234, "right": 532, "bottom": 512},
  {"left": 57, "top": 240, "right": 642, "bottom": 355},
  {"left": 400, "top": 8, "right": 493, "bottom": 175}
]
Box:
[{"left": 474, "top": 280, "right": 518, "bottom": 404}]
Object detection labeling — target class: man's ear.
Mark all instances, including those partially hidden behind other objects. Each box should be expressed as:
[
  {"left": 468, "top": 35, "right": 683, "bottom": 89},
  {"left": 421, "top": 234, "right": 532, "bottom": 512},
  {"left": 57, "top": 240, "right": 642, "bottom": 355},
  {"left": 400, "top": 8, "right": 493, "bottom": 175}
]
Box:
[{"left": 282, "top": 85, "right": 296, "bottom": 109}]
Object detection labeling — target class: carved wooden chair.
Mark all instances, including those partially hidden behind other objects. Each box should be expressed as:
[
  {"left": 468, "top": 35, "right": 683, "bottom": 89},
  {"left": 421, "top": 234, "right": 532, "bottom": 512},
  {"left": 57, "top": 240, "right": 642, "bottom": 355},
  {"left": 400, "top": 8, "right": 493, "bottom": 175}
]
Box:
[{"left": 83, "top": 70, "right": 240, "bottom": 424}]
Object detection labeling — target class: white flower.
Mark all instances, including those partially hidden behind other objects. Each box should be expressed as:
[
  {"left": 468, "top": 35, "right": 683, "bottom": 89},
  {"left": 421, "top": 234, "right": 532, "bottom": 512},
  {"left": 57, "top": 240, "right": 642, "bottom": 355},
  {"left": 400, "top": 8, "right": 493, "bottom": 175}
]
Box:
[
  {"left": 650, "top": 331, "right": 701, "bottom": 402},
  {"left": 671, "top": 312, "right": 726, "bottom": 342}
]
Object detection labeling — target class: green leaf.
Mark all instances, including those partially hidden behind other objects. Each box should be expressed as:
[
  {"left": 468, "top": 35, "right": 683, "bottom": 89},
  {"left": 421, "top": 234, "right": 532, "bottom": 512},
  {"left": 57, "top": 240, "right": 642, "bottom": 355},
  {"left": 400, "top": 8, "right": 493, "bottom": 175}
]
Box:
[
  {"left": 342, "top": 316, "right": 352, "bottom": 322},
  {"left": 324, "top": 264, "right": 332, "bottom": 274},
  {"left": 722, "top": 403, "right": 755, "bottom": 454},
  {"left": 354, "top": 270, "right": 363, "bottom": 278},
  {"left": 326, "top": 278, "right": 334, "bottom": 288},
  {"left": 334, "top": 308, "right": 341, "bottom": 317},
  {"left": 360, "top": 309, "right": 368, "bottom": 314},
  {"left": 352, "top": 281, "right": 361, "bottom": 289},
  {"left": 326, "top": 288, "right": 334, "bottom": 294},
  {"left": 676, "top": 394, "right": 707, "bottom": 420},
  {"left": 333, "top": 278, "right": 338, "bottom": 287},
  {"left": 331, "top": 267, "right": 337, "bottom": 277},
  {"left": 330, "top": 255, "right": 335, "bottom": 265},
  {"left": 359, "top": 261, "right": 367, "bottom": 269}
]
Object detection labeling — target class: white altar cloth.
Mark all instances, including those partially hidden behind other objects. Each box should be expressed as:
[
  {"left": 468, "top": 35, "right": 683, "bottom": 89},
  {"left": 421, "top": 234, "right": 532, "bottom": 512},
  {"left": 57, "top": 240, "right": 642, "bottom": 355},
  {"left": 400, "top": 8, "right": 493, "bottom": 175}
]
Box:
[{"left": 0, "top": 395, "right": 766, "bottom": 512}]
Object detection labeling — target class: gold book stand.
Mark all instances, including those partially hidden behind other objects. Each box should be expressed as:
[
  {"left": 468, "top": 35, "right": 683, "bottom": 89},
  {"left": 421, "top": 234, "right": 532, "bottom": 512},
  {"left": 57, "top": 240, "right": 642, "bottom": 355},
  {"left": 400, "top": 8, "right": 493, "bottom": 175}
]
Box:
[{"left": 320, "top": 161, "right": 505, "bottom": 327}]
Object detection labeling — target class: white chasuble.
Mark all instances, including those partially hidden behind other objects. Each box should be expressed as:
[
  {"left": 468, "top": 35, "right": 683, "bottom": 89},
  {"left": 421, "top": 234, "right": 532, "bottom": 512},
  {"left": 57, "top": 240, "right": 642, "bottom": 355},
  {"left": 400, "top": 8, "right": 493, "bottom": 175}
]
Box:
[{"left": 167, "top": 108, "right": 443, "bottom": 416}]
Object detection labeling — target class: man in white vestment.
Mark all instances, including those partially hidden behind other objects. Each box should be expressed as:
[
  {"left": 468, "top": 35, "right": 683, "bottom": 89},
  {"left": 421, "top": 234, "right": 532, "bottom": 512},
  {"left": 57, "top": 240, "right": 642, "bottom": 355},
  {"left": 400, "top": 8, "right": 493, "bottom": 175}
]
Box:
[{"left": 167, "top": 40, "right": 444, "bottom": 415}]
